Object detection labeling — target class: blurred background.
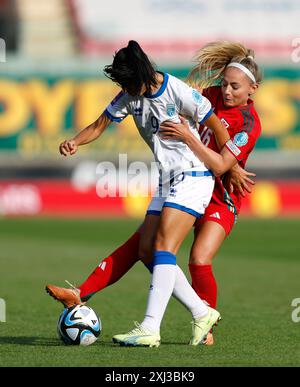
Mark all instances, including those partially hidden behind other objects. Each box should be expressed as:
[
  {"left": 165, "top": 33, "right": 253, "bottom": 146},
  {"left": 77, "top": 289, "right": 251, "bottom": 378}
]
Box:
[
  {"left": 0, "top": 0, "right": 300, "bottom": 219},
  {"left": 1, "top": 0, "right": 300, "bottom": 368}
]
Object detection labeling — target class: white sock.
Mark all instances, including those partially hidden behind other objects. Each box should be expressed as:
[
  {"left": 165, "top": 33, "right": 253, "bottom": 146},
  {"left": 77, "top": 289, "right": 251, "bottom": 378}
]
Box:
[
  {"left": 173, "top": 265, "right": 208, "bottom": 319},
  {"left": 141, "top": 263, "right": 176, "bottom": 333}
]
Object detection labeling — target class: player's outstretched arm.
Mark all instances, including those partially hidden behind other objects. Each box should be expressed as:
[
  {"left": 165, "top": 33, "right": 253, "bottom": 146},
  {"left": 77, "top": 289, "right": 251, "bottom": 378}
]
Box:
[{"left": 59, "top": 113, "right": 112, "bottom": 156}]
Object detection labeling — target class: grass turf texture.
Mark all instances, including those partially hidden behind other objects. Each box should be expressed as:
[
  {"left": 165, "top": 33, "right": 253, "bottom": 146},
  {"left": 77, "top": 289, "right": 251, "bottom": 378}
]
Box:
[{"left": 0, "top": 217, "right": 299, "bottom": 367}]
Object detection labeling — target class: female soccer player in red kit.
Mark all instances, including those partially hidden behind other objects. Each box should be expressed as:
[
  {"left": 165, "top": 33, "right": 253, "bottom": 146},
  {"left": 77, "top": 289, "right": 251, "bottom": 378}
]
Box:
[{"left": 47, "top": 41, "right": 262, "bottom": 345}]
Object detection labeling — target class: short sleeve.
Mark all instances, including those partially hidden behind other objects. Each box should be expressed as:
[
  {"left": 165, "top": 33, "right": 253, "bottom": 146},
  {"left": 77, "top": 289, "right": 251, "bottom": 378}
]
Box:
[
  {"left": 180, "top": 87, "right": 213, "bottom": 125},
  {"left": 225, "top": 131, "right": 256, "bottom": 162},
  {"left": 104, "top": 91, "right": 129, "bottom": 122}
]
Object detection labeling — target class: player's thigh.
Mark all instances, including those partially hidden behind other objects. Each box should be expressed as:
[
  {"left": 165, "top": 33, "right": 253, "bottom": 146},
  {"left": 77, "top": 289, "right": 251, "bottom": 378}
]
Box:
[
  {"left": 139, "top": 214, "right": 161, "bottom": 264},
  {"left": 190, "top": 221, "right": 226, "bottom": 265},
  {"left": 155, "top": 207, "right": 196, "bottom": 254}
]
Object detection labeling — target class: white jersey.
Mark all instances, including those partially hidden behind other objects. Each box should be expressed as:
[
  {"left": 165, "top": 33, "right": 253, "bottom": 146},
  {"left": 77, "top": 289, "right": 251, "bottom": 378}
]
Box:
[{"left": 104, "top": 72, "right": 213, "bottom": 183}]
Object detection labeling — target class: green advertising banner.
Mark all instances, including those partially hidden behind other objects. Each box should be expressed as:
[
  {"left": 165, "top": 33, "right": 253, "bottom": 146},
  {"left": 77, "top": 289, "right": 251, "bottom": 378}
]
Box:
[{"left": 0, "top": 67, "right": 299, "bottom": 158}]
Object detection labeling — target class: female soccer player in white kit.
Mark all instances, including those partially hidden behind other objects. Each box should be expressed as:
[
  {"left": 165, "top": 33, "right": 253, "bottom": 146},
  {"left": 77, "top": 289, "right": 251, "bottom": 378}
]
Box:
[{"left": 57, "top": 40, "right": 230, "bottom": 346}]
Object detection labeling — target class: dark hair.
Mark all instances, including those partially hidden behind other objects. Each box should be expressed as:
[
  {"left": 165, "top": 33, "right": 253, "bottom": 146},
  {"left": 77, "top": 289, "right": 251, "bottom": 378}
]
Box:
[{"left": 103, "top": 40, "right": 157, "bottom": 96}]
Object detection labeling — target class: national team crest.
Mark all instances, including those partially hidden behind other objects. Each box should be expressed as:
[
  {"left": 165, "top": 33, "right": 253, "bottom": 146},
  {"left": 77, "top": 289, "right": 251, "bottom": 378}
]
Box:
[
  {"left": 192, "top": 89, "right": 202, "bottom": 104},
  {"left": 166, "top": 104, "right": 175, "bottom": 117}
]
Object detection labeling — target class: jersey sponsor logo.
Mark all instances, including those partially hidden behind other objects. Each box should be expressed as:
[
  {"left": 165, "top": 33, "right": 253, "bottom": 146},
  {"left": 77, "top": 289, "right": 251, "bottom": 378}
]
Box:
[
  {"left": 192, "top": 89, "right": 203, "bottom": 104},
  {"left": 209, "top": 212, "right": 221, "bottom": 219},
  {"left": 221, "top": 118, "right": 230, "bottom": 128},
  {"left": 98, "top": 261, "right": 107, "bottom": 271},
  {"left": 134, "top": 107, "right": 143, "bottom": 116},
  {"left": 166, "top": 103, "right": 175, "bottom": 117},
  {"left": 226, "top": 139, "right": 241, "bottom": 157},
  {"left": 169, "top": 187, "right": 177, "bottom": 197},
  {"left": 233, "top": 131, "right": 249, "bottom": 147}
]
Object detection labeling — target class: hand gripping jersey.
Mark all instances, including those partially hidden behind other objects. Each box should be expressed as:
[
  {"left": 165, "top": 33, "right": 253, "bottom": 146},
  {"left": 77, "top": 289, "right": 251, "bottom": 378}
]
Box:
[
  {"left": 199, "top": 86, "right": 262, "bottom": 214},
  {"left": 104, "top": 72, "right": 213, "bottom": 183}
]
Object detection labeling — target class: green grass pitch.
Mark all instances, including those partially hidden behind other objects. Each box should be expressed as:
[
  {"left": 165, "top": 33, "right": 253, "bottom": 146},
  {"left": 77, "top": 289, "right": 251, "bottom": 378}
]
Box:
[{"left": 0, "top": 217, "right": 299, "bottom": 367}]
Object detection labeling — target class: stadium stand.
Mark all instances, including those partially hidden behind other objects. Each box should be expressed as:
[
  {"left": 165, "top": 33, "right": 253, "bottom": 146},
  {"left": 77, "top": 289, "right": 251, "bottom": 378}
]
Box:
[
  {"left": 0, "top": 0, "right": 19, "bottom": 52},
  {"left": 15, "top": 0, "right": 77, "bottom": 58}
]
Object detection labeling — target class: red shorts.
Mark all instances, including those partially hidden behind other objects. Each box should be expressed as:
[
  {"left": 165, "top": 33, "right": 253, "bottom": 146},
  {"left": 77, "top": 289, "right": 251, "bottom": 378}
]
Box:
[{"left": 195, "top": 202, "right": 237, "bottom": 236}]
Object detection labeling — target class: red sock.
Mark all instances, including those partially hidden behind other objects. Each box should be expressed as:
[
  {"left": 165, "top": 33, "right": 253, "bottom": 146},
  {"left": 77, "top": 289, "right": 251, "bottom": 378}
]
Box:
[
  {"left": 78, "top": 231, "right": 140, "bottom": 301},
  {"left": 189, "top": 264, "right": 217, "bottom": 308}
]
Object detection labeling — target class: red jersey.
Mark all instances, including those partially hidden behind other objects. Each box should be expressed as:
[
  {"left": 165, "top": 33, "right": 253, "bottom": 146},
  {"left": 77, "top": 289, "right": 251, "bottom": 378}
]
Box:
[{"left": 200, "top": 86, "right": 261, "bottom": 214}]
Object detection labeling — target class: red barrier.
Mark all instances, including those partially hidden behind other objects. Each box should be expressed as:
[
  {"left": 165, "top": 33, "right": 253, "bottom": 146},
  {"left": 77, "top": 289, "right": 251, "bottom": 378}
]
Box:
[
  {"left": 0, "top": 180, "right": 125, "bottom": 217},
  {"left": 0, "top": 179, "right": 299, "bottom": 218},
  {"left": 241, "top": 180, "right": 300, "bottom": 217}
]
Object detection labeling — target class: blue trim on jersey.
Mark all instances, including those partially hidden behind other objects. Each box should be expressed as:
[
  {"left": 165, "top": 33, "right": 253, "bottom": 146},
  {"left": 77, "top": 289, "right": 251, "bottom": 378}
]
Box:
[
  {"left": 146, "top": 210, "right": 161, "bottom": 216},
  {"left": 104, "top": 109, "right": 125, "bottom": 123},
  {"left": 163, "top": 202, "right": 203, "bottom": 219},
  {"left": 184, "top": 170, "right": 214, "bottom": 177},
  {"left": 153, "top": 251, "right": 176, "bottom": 266},
  {"left": 144, "top": 73, "right": 169, "bottom": 99},
  {"left": 199, "top": 108, "right": 213, "bottom": 124}
]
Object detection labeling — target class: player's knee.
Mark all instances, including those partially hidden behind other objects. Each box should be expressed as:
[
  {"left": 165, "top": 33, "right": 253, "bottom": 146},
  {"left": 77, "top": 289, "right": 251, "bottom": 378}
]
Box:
[
  {"left": 154, "top": 231, "right": 177, "bottom": 252},
  {"left": 189, "top": 253, "right": 212, "bottom": 265},
  {"left": 154, "top": 239, "right": 170, "bottom": 253}
]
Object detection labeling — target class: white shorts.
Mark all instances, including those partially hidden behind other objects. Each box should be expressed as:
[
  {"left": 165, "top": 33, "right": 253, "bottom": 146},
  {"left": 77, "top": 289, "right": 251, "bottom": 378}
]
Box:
[{"left": 147, "top": 170, "right": 215, "bottom": 218}]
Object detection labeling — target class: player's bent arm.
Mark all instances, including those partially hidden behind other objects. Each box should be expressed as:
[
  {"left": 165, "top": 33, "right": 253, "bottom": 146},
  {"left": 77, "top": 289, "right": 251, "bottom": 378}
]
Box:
[
  {"left": 72, "top": 113, "right": 112, "bottom": 147},
  {"left": 202, "top": 113, "right": 230, "bottom": 149},
  {"left": 184, "top": 135, "right": 237, "bottom": 176},
  {"left": 159, "top": 118, "right": 237, "bottom": 176},
  {"left": 59, "top": 113, "right": 112, "bottom": 156}
]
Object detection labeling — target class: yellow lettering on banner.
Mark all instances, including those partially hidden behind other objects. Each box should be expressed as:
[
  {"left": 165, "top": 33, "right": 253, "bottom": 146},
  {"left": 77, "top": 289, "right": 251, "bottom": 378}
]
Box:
[
  {"left": 0, "top": 80, "right": 31, "bottom": 136},
  {"left": 18, "top": 132, "right": 42, "bottom": 154},
  {"left": 255, "top": 79, "right": 297, "bottom": 137},
  {"left": 25, "top": 80, "right": 74, "bottom": 135},
  {"left": 76, "top": 80, "right": 119, "bottom": 129},
  {"left": 250, "top": 182, "right": 281, "bottom": 218},
  {"left": 75, "top": 80, "right": 138, "bottom": 136},
  {"left": 18, "top": 132, "right": 67, "bottom": 156}
]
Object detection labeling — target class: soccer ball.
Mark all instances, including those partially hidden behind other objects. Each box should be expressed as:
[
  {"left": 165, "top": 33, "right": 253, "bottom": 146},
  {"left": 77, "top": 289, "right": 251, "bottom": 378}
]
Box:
[{"left": 57, "top": 304, "right": 101, "bottom": 346}]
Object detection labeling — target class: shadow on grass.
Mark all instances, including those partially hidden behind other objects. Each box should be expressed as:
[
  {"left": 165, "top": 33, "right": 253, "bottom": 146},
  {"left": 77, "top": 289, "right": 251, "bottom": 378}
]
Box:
[
  {"left": 0, "top": 336, "right": 121, "bottom": 348},
  {"left": 0, "top": 336, "right": 61, "bottom": 347},
  {"left": 0, "top": 336, "right": 187, "bottom": 348}
]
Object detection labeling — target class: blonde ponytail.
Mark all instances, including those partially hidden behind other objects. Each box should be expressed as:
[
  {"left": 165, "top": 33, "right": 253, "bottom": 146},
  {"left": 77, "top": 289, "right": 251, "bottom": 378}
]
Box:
[{"left": 187, "top": 41, "right": 262, "bottom": 88}]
